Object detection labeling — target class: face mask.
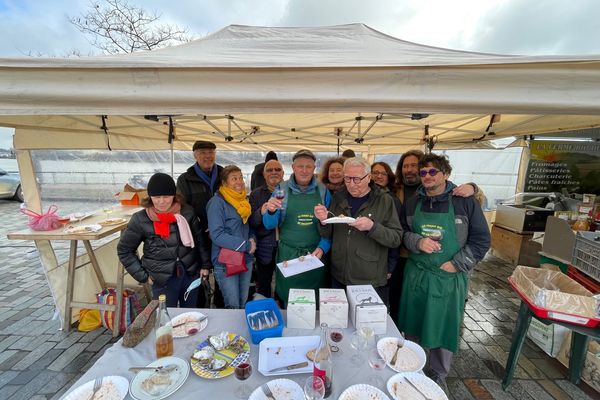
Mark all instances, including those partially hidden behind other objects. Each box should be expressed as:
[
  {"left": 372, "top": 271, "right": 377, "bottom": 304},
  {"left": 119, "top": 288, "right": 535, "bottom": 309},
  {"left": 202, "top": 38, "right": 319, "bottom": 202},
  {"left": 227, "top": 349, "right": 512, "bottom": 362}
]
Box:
[{"left": 184, "top": 278, "right": 203, "bottom": 302}]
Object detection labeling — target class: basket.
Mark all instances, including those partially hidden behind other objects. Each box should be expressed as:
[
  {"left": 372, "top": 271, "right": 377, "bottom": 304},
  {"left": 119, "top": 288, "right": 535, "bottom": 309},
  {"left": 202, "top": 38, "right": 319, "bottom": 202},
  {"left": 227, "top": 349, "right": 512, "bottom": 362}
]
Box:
[
  {"left": 244, "top": 298, "right": 284, "bottom": 344},
  {"left": 571, "top": 231, "right": 600, "bottom": 281}
]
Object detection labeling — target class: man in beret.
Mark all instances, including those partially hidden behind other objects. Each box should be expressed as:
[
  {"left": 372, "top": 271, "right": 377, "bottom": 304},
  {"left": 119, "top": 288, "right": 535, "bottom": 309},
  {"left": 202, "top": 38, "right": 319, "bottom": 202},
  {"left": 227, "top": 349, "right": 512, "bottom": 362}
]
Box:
[
  {"left": 263, "top": 149, "right": 331, "bottom": 303},
  {"left": 177, "top": 140, "right": 224, "bottom": 307}
]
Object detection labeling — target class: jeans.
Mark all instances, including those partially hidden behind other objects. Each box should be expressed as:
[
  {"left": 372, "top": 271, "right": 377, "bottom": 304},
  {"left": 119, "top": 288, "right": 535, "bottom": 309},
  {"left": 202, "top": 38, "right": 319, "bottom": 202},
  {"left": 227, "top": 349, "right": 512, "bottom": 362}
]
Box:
[
  {"left": 214, "top": 262, "right": 253, "bottom": 309},
  {"left": 151, "top": 272, "right": 198, "bottom": 308}
]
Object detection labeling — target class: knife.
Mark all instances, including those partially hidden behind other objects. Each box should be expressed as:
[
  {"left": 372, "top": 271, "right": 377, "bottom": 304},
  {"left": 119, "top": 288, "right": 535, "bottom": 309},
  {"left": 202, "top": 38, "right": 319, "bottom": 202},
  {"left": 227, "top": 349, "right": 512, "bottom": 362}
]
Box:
[
  {"left": 129, "top": 364, "right": 178, "bottom": 374},
  {"left": 267, "top": 361, "right": 309, "bottom": 373}
]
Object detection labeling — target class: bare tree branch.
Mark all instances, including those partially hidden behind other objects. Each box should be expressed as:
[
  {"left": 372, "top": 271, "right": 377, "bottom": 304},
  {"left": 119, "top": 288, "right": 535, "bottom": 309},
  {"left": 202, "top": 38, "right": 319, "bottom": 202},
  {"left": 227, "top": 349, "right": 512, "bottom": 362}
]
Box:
[{"left": 68, "top": 0, "right": 192, "bottom": 54}]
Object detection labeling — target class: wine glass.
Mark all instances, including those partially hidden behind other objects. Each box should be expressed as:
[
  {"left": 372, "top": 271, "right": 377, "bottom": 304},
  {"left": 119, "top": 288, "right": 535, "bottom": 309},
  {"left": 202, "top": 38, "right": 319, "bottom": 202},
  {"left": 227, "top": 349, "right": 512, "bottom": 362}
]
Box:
[
  {"left": 303, "top": 375, "right": 325, "bottom": 400},
  {"left": 429, "top": 229, "right": 443, "bottom": 253},
  {"left": 366, "top": 348, "right": 386, "bottom": 387},
  {"left": 328, "top": 327, "right": 343, "bottom": 353},
  {"left": 359, "top": 326, "right": 375, "bottom": 347},
  {"left": 274, "top": 189, "right": 285, "bottom": 209},
  {"left": 102, "top": 205, "right": 113, "bottom": 222},
  {"left": 350, "top": 330, "right": 368, "bottom": 366},
  {"left": 233, "top": 360, "right": 252, "bottom": 399}
]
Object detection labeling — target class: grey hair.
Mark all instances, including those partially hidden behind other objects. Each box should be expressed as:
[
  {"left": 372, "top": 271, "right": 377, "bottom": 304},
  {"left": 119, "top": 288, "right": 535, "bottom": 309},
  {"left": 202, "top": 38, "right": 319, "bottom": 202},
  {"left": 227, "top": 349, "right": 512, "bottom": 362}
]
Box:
[{"left": 343, "top": 157, "right": 371, "bottom": 175}]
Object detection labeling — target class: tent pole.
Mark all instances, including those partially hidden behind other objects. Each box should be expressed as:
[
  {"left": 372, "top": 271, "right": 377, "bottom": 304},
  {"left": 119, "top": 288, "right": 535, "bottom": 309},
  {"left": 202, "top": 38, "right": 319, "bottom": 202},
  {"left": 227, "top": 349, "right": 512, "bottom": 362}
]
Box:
[{"left": 15, "top": 147, "right": 42, "bottom": 212}]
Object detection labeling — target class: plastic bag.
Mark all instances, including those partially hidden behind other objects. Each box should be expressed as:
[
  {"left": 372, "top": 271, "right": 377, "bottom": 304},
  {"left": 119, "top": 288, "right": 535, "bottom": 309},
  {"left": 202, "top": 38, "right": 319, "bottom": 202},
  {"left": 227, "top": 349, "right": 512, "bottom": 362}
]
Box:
[
  {"left": 20, "top": 205, "right": 61, "bottom": 231},
  {"left": 78, "top": 309, "right": 102, "bottom": 332}
]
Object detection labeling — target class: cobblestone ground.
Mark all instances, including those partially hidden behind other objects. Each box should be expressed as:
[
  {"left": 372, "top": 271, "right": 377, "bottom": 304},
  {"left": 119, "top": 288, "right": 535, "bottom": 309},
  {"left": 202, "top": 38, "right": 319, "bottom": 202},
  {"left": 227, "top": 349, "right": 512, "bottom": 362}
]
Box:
[{"left": 0, "top": 200, "right": 597, "bottom": 399}]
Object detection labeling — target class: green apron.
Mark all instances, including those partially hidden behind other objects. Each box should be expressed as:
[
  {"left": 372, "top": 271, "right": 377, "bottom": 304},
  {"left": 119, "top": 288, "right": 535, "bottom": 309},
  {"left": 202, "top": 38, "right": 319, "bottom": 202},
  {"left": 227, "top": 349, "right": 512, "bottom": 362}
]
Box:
[
  {"left": 397, "top": 197, "right": 467, "bottom": 353},
  {"left": 275, "top": 189, "right": 328, "bottom": 303}
]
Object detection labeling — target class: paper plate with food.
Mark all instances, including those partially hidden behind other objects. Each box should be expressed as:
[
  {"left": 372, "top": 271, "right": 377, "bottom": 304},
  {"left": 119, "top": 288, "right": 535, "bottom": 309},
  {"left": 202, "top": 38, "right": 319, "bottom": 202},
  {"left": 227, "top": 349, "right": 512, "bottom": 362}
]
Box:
[
  {"left": 64, "top": 224, "right": 103, "bottom": 234},
  {"left": 99, "top": 217, "right": 128, "bottom": 226},
  {"left": 322, "top": 214, "right": 356, "bottom": 224},
  {"left": 171, "top": 311, "right": 208, "bottom": 338},
  {"left": 377, "top": 337, "right": 426, "bottom": 373},
  {"left": 339, "top": 384, "right": 390, "bottom": 400},
  {"left": 129, "top": 356, "right": 189, "bottom": 400},
  {"left": 248, "top": 378, "right": 303, "bottom": 400},
  {"left": 387, "top": 372, "right": 448, "bottom": 400},
  {"left": 63, "top": 375, "right": 129, "bottom": 400},
  {"left": 191, "top": 331, "right": 251, "bottom": 379}
]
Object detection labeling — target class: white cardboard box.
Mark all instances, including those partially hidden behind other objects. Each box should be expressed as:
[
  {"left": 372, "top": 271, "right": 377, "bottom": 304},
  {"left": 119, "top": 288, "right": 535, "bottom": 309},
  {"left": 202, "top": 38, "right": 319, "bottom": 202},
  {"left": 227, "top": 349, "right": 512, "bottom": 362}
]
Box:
[
  {"left": 287, "top": 289, "right": 316, "bottom": 329},
  {"left": 346, "top": 285, "right": 387, "bottom": 334},
  {"left": 319, "top": 288, "right": 348, "bottom": 328}
]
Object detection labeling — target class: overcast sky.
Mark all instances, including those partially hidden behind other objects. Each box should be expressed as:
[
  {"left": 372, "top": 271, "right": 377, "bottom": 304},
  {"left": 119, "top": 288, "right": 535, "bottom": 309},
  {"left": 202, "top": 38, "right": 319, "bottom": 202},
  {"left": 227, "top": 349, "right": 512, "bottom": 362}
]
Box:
[{"left": 1, "top": 0, "right": 599, "bottom": 148}]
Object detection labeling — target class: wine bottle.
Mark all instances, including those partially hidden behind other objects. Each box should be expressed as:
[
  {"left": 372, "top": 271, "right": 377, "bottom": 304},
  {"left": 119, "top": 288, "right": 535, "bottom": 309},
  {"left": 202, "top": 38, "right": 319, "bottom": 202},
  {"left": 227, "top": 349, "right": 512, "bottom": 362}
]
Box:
[
  {"left": 155, "top": 294, "right": 174, "bottom": 358},
  {"left": 313, "top": 323, "right": 333, "bottom": 398}
]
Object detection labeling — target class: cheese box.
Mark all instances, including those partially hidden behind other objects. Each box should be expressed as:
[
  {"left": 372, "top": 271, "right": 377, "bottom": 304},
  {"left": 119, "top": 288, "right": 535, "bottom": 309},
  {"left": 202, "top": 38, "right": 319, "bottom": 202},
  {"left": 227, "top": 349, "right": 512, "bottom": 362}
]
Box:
[
  {"left": 287, "top": 289, "right": 316, "bottom": 329},
  {"left": 346, "top": 285, "right": 387, "bottom": 334},
  {"left": 319, "top": 288, "right": 348, "bottom": 328}
]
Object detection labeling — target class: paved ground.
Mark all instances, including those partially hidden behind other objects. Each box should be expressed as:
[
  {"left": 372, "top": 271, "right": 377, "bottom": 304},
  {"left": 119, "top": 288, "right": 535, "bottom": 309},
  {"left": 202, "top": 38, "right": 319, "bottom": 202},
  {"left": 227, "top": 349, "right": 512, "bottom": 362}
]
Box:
[{"left": 0, "top": 199, "right": 598, "bottom": 399}]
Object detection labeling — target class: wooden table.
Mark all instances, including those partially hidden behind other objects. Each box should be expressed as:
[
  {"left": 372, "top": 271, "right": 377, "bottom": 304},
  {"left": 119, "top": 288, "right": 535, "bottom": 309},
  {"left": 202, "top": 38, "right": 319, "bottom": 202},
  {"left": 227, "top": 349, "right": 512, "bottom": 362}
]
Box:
[{"left": 7, "top": 207, "right": 139, "bottom": 337}]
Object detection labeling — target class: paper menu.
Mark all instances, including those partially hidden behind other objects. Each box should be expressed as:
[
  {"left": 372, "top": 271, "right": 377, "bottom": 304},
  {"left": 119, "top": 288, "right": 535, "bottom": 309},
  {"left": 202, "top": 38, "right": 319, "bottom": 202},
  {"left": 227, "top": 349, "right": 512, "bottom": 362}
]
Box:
[{"left": 276, "top": 255, "right": 324, "bottom": 278}]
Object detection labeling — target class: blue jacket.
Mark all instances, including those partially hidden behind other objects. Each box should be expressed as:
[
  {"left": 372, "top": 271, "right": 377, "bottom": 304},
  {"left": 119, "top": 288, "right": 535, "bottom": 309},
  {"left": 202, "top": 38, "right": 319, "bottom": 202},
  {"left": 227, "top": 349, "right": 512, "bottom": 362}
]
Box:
[
  {"left": 207, "top": 194, "right": 255, "bottom": 266},
  {"left": 263, "top": 175, "right": 332, "bottom": 253}
]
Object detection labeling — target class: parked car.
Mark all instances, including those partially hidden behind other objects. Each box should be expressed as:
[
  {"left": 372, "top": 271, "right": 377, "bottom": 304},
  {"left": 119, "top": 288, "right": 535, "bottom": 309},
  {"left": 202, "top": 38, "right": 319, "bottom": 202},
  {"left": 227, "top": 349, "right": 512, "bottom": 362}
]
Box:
[{"left": 0, "top": 168, "right": 23, "bottom": 202}]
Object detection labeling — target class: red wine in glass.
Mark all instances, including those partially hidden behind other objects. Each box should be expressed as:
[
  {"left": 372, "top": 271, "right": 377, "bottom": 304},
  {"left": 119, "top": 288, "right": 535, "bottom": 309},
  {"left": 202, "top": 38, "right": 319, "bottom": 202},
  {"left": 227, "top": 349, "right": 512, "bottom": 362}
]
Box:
[
  {"left": 234, "top": 363, "right": 252, "bottom": 381},
  {"left": 430, "top": 232, "right": 443, "bottom": 253},
  {"left": 330, "top": 331, "right": 343, "bottom": 343},
  {"left": 274, "top": 189, "right": 285, "bottom": 200}
]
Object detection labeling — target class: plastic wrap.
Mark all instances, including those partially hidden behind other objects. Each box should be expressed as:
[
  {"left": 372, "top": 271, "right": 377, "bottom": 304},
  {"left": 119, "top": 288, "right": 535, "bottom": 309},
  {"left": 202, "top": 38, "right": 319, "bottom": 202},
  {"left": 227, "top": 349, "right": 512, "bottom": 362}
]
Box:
[{"left": 511, "top": 265, "right": 596, "bottom": 318}]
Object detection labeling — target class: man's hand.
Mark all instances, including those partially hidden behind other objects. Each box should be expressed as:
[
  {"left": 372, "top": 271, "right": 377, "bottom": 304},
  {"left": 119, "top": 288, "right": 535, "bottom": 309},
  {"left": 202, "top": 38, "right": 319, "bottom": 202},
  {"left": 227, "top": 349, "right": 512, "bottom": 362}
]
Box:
[
  {"left": 311, "top": 247, "right": 324, "bottom": 259},
  {"left": 440, "top": 261, "right": 458, "bottom": 273},
  {"left": 349, "top": 216, "right": 374, "bottom": 232},
  {"left": 261, "top": 202, "right": 269, "bottom": 215},
  {"left": 249, "top": 238, "right": 257, "bottom": 254},
  {"left": 452, "top": 183, "right": 475, "bottom": 197},
  {"left": 266, "top": 197, "right": 283, "bottom": 212},
  {"left": 314, "top": 204, "right": 329, "bottom": 222},
  {"left": 147, "top": 276, "right": 154, "bottom": 286},
  {"left": 200, "top": 268, "right": 210, "bottom": 278},
  {"left": 417, "top": 237, "right": 442, "bottom": 254}
]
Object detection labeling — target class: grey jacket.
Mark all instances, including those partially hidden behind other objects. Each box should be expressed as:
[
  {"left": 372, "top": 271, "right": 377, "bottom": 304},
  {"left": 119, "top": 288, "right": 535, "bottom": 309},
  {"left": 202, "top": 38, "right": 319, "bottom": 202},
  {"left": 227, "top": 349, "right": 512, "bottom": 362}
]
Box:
[
  {"left": 401, "top": 181, "right": 490, "bottom": 272},
  {"left": 319, "top": 184, "right": 403, "bottom": 287}
]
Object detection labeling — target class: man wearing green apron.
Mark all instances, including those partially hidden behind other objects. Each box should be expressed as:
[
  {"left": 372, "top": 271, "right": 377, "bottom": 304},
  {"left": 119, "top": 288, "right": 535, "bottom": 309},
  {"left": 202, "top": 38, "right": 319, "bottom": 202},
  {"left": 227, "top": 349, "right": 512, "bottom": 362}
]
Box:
[
  {"left": 397, "top": 154, "right": 490, "bottom": 393},
  {"left": 263, "top": 149, "right": 331, "bottom": 303}
]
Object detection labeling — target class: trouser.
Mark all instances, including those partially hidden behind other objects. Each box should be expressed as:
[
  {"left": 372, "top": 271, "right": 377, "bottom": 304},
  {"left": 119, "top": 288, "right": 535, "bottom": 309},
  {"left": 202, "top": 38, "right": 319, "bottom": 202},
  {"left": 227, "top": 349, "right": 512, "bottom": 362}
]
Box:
[
  {"left": 151, "top": 272, "right": 198, "bottom": 308},
  {"left": 428, "top": 347, "right": 454, "bottom": 378},
  {"left": 213, "top": 262, "right": 253, "bottom": 309},
  {"left": 388, "top": 257, "right": 407, "bottom": 324},
  {"left": 255, "top": 249, "right": 277, "bottom": 298},
  {"left": 331, "top": 276, "right": 390, "bottom": 309}
]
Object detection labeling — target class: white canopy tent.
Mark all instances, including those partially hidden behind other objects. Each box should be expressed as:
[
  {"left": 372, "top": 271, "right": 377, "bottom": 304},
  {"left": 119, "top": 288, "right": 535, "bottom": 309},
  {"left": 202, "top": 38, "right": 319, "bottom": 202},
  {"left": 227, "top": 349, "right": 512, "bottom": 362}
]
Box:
[{"left": 2, "top": 24, "right": 599, "bottom": 326}]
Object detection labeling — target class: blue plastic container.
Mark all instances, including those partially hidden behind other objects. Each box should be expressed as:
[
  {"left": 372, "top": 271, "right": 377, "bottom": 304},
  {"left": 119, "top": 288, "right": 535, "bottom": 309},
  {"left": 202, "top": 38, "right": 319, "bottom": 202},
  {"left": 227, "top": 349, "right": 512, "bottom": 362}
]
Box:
[{"left": 244, "top": 298, "right": 284, "bottom": 344}]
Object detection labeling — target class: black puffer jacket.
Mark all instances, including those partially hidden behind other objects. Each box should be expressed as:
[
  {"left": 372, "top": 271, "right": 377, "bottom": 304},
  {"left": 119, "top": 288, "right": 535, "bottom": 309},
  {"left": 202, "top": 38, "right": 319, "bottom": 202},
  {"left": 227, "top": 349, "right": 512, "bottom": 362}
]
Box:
[{"left": 117, "top": 205, "right": 210, "bottom": 286}]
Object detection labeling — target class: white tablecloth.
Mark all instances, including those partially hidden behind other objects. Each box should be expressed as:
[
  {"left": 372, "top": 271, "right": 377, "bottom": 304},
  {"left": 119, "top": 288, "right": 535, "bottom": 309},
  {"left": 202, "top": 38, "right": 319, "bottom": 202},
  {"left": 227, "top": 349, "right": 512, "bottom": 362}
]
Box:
[{"left": 65, "top": 308, "right": 403, "bottom": 399}]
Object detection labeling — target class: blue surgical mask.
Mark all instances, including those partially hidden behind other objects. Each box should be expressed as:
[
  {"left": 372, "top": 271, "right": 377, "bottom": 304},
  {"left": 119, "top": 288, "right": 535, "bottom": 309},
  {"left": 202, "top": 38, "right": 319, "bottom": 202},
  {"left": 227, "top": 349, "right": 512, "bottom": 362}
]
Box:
[{"left": 184, "top": 278, "right": 202, "bottom": 302}]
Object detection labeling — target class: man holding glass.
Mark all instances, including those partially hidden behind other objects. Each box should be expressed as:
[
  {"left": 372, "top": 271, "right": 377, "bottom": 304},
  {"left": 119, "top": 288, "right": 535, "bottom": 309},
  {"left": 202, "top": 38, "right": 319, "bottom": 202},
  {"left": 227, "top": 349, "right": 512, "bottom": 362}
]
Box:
[
  {"left": 314, "top": 157, "right": 402, "bottom": 306},
  {"left": 397, "top": 153, "right": 490, "bottom": 393},
  {"left": 249, "top": 159, "right": 285, "bottom": 298},
  {"left": 263, "top": 149, "right": 331, "bottom": 303}
]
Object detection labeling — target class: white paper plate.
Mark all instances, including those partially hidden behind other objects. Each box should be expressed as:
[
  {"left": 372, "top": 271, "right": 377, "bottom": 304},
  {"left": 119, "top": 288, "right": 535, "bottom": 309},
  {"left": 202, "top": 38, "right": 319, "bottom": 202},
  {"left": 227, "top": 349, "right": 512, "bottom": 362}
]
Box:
[
  {"left": 387, "top": 372, "right": 448, "bottom": 400},
  {"left": 377, "top": 338, "right": 426, "bottom": 373},
  {"left": 171, "top": 311, "right": 208, "bottom": 338},
  {"left": 63, "top": 375, "right": 129, "bottom": 400},
  {"left": 323, "top": 216, "right": 356, "bottom": 224},
  {"left": 249, "top": 378, "right": 304, "bottom": 400},
  {"left": 338, "top": 383, "right": 390, "bottom": 400},
  {"left": 64, "top": 224, "right": 103, "bottom": 234},
  {"left": 129, "top": 356, "right": 189, "bottom": 400},
  {"left": 258, "top": 336, "right": 319, "bottom": 376}
]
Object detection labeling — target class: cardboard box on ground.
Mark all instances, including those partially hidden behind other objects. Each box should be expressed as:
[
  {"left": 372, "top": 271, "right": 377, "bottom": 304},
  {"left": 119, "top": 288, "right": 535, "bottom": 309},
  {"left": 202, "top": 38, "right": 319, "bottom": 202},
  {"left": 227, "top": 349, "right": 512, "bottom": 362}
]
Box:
[{"left": 557, "top": 331, "right": 600, "bottom": 393}]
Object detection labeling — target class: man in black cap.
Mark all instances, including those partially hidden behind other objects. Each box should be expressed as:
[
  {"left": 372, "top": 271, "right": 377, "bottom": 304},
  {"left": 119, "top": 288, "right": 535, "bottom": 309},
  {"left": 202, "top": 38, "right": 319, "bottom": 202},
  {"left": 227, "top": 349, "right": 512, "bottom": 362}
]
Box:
[
  {"left": 177, "top": 140, "right": 224, "bottom": 307},
  {"left": 250, "top": 151, "right": 278, "bottom": 191}
]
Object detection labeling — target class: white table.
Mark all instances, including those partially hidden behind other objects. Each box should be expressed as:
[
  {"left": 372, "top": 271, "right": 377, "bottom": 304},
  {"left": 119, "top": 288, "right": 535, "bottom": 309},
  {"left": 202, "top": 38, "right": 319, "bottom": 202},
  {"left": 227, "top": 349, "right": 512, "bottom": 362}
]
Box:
[{"left": 66, "top": 308, "right": 403, "bottom": 399}]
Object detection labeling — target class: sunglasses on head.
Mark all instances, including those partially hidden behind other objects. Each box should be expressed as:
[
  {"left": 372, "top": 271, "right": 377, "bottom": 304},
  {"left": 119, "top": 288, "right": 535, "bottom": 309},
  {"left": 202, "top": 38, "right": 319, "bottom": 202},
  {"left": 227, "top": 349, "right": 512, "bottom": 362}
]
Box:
[{"left": 419, "top": 168, "right": 441, "bottom": 177}]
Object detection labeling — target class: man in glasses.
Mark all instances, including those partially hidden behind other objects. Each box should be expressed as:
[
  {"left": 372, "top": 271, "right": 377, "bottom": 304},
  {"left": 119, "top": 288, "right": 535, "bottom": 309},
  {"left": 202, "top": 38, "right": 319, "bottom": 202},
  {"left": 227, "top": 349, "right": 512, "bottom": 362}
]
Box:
[
  {"left": 314, "top": 157, "right": 402, "bottom": 306},
  {"left": 263, "top": 149, "right": 332, "bottom": 304},
  {"left": 176, "top": 140, "right": 224, "bottom": 308},
  {"left": 249, "top": 159, "right": 285, "bottom": 298},
  {"left": 397, "top": 153, "right": 490, "bottom": 394}
]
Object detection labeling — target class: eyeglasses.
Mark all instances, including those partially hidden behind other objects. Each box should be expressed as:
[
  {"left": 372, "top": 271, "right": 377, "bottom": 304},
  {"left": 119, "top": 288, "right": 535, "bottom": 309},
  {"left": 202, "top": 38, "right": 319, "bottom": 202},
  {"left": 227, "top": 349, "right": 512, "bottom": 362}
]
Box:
[
  {"left": 371, "top": 171, "right": 387, "bottom": 176},
  {"left": 419, "top": 168, "right": 441, "bottom": 177},
  {"left": 265, "top": 167, "right": 283, "bottom": 173},
  {"left": 344, "top": 174, "right": 369, "bottom": 184}
]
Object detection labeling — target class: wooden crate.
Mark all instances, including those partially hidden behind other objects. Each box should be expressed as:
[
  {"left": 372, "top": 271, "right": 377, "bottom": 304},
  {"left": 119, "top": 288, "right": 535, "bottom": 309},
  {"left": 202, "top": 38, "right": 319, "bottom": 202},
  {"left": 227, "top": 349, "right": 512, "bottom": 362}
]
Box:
[{"left": 490, "top": 224, "right": 541, "bottom": 266}]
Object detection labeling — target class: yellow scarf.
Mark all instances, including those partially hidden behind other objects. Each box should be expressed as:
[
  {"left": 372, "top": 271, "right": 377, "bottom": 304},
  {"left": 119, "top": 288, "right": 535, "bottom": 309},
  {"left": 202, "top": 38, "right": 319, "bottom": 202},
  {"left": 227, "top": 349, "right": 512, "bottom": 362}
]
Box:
[{"left": 219, "top": 186, "right": 251, "bottom": 224}]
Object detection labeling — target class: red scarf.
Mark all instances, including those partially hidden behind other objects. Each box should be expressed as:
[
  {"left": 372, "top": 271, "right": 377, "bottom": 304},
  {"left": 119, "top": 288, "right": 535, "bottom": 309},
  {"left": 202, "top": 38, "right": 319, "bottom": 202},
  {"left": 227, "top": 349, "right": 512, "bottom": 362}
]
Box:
[{"left": 146, "top": 203, "right": 181, "bottom": 239}]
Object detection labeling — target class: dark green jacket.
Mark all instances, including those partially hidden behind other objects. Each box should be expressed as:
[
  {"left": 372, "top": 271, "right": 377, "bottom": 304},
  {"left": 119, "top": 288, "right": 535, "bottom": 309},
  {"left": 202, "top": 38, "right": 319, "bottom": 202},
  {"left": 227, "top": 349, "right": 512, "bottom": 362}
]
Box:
[{"left": 319, "top": 184, "right": 403, "bottom": 287}]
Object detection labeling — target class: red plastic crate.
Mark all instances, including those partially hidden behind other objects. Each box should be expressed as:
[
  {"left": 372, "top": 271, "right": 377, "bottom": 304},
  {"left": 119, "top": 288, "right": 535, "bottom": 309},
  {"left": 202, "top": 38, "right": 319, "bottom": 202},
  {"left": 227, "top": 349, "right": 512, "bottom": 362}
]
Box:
[
  {"left": 508, "top": 277, "right": 600, "bottom": 328},
  {"left": 567, "top": 265, "right": 600, "bottom": 293}
]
